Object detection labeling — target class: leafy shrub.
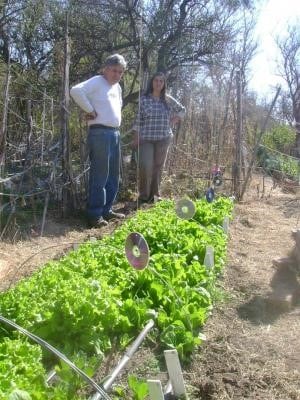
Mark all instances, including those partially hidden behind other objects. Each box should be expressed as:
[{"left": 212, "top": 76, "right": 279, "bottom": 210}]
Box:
[
  {"left": 263, "top": 124, "right": 295, "bottom": 153},
  {"left": 257, "top": 145, "right": 300, "bottom": 180}
]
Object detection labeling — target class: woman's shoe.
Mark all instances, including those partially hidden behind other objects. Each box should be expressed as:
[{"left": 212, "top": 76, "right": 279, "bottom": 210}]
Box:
[
  {"left": 137, "top": 198, "right": 149, "bottom": 208},
  {"left": 154, "top": 196, "right": 162, "bottom": 202}
]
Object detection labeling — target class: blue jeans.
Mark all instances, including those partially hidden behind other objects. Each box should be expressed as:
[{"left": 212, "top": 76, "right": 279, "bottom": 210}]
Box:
[{"left": 87, "top": 126, "right": 120, "bottom": 219}]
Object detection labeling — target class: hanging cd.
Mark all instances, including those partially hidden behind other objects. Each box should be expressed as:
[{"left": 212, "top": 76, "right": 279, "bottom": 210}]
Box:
[
  {"left": 212, "top": 175, "right": 222, "bottom": 186},
  {"left": 175, "top": 199, "right": 196, "bottom": 220},
  {"left": 125, "top": 232, "right": 150, "bottom": 270},
  {"left": 205, "top": 187, "right": 215, "bottom": 203}
]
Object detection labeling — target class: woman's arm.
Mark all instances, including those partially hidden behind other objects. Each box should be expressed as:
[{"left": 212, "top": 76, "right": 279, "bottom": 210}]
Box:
[
  {"left": 166, "top": 94, "right": 186, "bottom": 119},
  {"left": 166, "top": 94, "right": 185, "bottom": 126}
]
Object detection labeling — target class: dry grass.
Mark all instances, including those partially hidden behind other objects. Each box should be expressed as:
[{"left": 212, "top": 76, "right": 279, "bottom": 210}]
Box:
[{"left": 186, "top": 176, "right": 300, "bottom": 399}]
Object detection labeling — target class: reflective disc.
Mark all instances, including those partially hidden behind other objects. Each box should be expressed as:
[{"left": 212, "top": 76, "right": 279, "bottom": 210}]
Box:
[
  {"left": 125, "top": 232, "right": 150, "bottom": 270},
  {"left": 175, "top": 199, "right": 196, "bottom": 220},
  {"left": 213, "top": 175, "right": 222, "bottom": 186},
  {"left": 205, "top": 187, "right": 215, "bottom": 203}
]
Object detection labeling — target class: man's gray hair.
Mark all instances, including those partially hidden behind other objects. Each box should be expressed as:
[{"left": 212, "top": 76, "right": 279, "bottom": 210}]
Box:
[{"left": 104, "top": 54, "right": 127, "bottom": 69}]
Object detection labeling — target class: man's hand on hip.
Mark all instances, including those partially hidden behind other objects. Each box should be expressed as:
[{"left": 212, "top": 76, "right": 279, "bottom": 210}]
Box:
[{"left": 85, "top": 110, "right": 97, "bottom": 120}]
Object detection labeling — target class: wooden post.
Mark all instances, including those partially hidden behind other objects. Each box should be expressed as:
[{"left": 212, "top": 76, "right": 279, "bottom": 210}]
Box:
[
  {"left": 26, "top": 89, "right": 33, "bottom": 154},
  {"left": 41, "top": 89, "right": 46, "bottom": 166},
  {"left": 0, "top": 55, "right": 11, "bottom": 233},
  {"left": 233, "top": 69, "right": 242, "bottom": 199},
  {"left": 61, "top": 11, "right": 73, "bottom": 216},
  {"left": 40, "top": 191, "right": 50, "bottom": 237},
  {"left": 239, "top": 86, "right": 281, "bottom": 200},
  {"left": 0, "top": 57, "right": 10, "bottom": 166}
]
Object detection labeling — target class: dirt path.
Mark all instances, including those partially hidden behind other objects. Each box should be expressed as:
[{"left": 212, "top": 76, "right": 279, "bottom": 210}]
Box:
[
  {"left": 188, "top": 183, "right": 300, "bottom": 399},
  {"left": 0, "top": 203, "right": 132, "bottom": 291},
  {"left": 1, "top": 179, "right": 300, "bottom": 399}
]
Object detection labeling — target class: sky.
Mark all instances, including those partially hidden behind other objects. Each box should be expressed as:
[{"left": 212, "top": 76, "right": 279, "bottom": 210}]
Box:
[{"left": 248, "top": 0, "right": 300, "bottom": 98}]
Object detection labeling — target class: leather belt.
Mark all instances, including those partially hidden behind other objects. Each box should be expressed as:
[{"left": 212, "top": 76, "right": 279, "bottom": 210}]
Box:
[{"left": 89, "top": 124, "right": 118, "bottom": 129}]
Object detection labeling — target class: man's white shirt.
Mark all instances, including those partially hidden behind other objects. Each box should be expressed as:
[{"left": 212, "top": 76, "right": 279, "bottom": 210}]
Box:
[{"left": 70, "top": 75, "right": 122, "bottom": 127}]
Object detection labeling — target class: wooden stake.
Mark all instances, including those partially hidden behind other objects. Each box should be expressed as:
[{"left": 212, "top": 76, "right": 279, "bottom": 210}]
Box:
[
  {"left": 164, "top": 349, "right": 187, "bottom": 398},
  {"left": 223, "top": 216, "right": 229, "bottom": 234},
  {"left": 147, "top": 380, "right": 164, "bottom": 400},
  {"left": 204, "top": 245, "right": 214, "bottom": 268}
]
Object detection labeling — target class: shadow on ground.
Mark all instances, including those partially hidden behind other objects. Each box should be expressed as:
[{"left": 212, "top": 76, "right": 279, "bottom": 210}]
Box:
[
  {"left": 237, "top": 294, "right": 288, "bottom": 324},
  {"left": 238, "top": 261, "right": 300, "bottom": 325}
]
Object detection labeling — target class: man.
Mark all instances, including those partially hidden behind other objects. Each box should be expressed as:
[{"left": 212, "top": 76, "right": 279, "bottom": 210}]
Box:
[{"left": 70, "top": 54, "right": 126, "bottom": 227}]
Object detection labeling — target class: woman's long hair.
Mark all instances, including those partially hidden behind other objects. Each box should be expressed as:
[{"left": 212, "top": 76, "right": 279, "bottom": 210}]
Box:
[{"left": 145, "top": 72, "right": 167, "bottom": 103}]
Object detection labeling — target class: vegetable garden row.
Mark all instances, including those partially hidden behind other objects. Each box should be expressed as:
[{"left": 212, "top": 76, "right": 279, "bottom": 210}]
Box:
[{"left": 0, "top": 198, "right": 233, "bottom": 399}]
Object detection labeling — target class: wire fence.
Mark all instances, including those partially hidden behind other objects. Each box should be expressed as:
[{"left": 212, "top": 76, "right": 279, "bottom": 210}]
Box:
[{"left": 1, "top": 62, "right": 291, "bottom": 240}]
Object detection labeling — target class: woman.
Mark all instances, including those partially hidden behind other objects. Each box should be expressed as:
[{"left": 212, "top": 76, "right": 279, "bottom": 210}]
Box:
[{"left": 132, "top": 72, "right": 185, "bottom": 204}]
